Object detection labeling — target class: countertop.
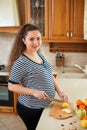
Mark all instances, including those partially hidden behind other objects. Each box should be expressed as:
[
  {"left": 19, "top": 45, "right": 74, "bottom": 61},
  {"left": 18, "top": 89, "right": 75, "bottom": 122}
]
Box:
[
  {"left": 36, "top": 78, "right": 87, "bottom": 130},
  {"left": 52, "top": 66, "right": 87, "bottom": 79}
]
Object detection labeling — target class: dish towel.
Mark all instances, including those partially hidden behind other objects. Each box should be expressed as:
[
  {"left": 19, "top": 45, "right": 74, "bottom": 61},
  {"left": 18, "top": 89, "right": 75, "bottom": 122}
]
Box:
[{"left": 84, "top": 0, "right": 87, "bottom": 40}]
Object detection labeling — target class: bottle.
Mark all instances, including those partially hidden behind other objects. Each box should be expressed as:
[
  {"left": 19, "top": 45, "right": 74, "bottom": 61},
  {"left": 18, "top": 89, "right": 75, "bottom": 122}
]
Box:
[
  {"left": 62, "top": 53, "right": 65, "bottom": 67},
  {"left": 55, "top": 51, "right": 62, "bottom": 67}
]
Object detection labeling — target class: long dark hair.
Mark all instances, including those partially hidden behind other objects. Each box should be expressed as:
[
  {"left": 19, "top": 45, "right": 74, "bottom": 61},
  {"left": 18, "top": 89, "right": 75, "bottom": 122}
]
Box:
[{"left": 8, "top": 23, "right": 40, "bottom": 72}]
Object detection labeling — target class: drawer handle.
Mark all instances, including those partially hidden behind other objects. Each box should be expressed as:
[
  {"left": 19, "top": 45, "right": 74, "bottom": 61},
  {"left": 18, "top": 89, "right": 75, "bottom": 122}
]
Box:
[
  {"left": 66, "top": 32, "right": 69, "bottom": 37},
  {"left": 70, "top": 32, "right": 73, "bottom": 37}
]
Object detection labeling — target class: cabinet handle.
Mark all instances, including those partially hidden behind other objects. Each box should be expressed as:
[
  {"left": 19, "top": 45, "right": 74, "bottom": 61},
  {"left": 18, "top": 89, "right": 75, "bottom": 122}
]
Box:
[
  {"left": 70, "top": 32, "right": 73, "bottom": 37},
  {"left": 66, "top": 32, "right": 69, "bottom": 37}
]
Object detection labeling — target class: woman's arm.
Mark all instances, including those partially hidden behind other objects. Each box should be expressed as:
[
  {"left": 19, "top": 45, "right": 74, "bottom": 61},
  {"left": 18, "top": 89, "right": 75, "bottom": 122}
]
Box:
[
  {"left": 52, "top": 76, "right": 68, "bottom": 101},
  {"left": 8, "top": 83, "right": 48, "bottom": 100}
]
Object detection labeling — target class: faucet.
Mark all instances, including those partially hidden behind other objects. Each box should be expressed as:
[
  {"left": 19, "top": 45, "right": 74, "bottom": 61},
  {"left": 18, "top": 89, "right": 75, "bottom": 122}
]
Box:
[{"left": 75, "top": 64, "right": 87, "bottom": 74}]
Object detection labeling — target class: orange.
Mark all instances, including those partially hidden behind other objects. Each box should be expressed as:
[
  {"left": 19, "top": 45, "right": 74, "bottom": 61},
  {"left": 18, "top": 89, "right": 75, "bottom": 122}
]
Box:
[
  {"left": 79, "top": 104, "right": 86, "bottom": 110},
  {"left": 83, "top": 116, "right": 87, "bottom": 120},
  {"left": 76, "top": 99, "right": 84, "bottom": 107}
]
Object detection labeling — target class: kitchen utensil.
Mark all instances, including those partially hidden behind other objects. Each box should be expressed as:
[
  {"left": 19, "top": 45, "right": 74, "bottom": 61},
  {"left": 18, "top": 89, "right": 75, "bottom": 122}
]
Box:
[
  {"left": 46, "top": 96, "right": 65, "bottom": 103},
  {"left": 50, "top": 102, "right": 74, "bottom": 119},
  {"left": 75, "top": 64, "right": 87, "bottom": 74}
]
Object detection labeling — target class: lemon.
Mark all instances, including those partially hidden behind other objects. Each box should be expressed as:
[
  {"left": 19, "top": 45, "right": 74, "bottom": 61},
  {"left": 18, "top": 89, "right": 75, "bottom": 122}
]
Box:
[
  {"left": 80, "top": 120, "right": 87, "bottom": 128},
  {"left": 62, "top": 102, "right": 69, "bottom": 108}
]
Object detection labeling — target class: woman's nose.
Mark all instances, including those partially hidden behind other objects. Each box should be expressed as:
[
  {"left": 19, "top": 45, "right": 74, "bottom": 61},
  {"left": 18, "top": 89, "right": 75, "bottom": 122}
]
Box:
[{"left": 33, "top": 39, "right": 38, "bottom": 44}]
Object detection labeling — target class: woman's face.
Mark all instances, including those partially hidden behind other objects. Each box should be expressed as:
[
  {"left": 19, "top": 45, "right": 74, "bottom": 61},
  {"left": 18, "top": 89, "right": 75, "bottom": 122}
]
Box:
[{"left": 22, "top": 30, "right": 42, "bottom": 53}]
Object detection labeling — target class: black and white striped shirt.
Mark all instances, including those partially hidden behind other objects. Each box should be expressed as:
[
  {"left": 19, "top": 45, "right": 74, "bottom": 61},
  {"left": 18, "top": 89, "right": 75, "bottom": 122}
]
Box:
[{"left": 9, "top": 53, "right": 55, "bottom": 109}]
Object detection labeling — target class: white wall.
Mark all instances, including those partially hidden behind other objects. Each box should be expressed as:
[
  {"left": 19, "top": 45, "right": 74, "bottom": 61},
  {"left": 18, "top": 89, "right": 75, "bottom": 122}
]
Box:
[
  {"left": 0, "top": 33, "right": 87, "bottom": 67},
  {"left": 0, "top": 0, "right": 19, "bottom": 26}
]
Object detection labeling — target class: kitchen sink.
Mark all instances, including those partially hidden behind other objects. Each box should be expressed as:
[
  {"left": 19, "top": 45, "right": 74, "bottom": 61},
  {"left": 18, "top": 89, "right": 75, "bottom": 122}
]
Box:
[
  {"left": 57, "top": 67, "right": 87, "bottom": 79},
  {"left": 59, "top": 72, "right": 87, "bottom": 79}
]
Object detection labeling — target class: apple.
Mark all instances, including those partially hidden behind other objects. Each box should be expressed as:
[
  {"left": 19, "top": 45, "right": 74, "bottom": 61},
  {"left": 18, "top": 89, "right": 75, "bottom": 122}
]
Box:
[
  {"left": 76, "top": 109, "right": 86, "bottom": 120},
  {"left": 80, "top": 120, "right": 87, "bottom": 128},
  {"left": 62, "top": 102, "right": 69, "bottom": 108}
]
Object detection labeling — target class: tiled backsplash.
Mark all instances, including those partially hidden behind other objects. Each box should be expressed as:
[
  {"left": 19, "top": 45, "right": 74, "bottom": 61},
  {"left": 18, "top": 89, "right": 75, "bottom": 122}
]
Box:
[{"left": 0, "top": 33, "right": 87, "bottom": 67}]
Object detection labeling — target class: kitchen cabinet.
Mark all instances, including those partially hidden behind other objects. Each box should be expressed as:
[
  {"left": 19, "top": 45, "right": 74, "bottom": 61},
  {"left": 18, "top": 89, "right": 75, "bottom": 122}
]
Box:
[
  {"left": 49, "top": 0, "right": 85, "bottom": 42},
  {"left": 0, "top": 0, "right": 49, "bottom": 40},
  {"left": 25, "top": 0, "right": 49, "bottom": 40},
  {"left": 0, "top": 0, "right": 25, "bottom": 33}
]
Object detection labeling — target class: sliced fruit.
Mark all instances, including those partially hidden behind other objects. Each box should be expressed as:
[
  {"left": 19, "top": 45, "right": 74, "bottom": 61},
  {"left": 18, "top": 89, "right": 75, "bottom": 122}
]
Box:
[{"left": 62, "top": 108, "right": 71, "bottom": 114}]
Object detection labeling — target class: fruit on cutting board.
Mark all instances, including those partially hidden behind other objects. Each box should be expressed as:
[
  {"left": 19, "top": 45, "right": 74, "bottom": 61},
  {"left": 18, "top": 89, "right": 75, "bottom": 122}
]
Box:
[
  {"left": 80, "top": 119, "right": 87, "bottom": 128},
  {"left": 76, "top": 109, "right": 86, "bottom": 120},
  {"left": 62, "top": 102, "right": 69, "bottom": 108},
  {"left": 62, "top": 108, "right": 71, "bottom": 113}
]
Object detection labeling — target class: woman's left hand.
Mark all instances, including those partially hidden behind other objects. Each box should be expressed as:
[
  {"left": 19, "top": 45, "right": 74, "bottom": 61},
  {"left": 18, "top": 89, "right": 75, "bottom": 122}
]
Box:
[{"left": 59, "top": 91, "right": 68, "bottom": 102}]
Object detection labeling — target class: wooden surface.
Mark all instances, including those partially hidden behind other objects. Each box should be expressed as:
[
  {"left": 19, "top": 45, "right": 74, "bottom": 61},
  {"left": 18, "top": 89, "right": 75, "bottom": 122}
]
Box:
[
  {"left": 50, "top": 102, "right": 74, "bottom": 119},
  {"left": 49, "top": 0, "right": 84, "bottom": 41}
]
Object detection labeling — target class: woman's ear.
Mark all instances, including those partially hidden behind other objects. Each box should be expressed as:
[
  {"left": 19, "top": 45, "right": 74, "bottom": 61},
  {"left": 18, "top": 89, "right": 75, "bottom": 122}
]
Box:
[{"left": 22, "top": 38, "right": 26, "bottom": 45}]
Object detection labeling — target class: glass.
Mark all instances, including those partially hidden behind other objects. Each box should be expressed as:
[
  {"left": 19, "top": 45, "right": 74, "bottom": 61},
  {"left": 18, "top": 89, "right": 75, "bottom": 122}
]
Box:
[
  {"left": 0, "top": 85, "right": 8, "bottom": 100},
  {"left": 0, "top": 75, "right": 14, "bottom": 106},
  {"left": 30, "top": 0, "right": 45, "bottom": 35}
]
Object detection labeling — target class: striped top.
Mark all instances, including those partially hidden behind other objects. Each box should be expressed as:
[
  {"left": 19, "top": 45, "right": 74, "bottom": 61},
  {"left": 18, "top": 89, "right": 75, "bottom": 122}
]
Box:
[{"left": 9, "top": 53, "right": 55, "bottom": 109}]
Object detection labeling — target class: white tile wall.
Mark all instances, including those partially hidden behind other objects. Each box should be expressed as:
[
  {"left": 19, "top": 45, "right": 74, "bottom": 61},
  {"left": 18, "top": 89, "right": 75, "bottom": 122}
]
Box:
[
  {"left": 0, "top": 33, "right": 15, "bottom": 65},
  {"left": 0, "top": 33, "right": 87, "bottom": 67}
]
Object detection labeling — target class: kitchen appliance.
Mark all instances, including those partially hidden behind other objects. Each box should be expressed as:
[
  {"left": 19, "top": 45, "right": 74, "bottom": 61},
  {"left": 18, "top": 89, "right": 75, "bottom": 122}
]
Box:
[{"left": 0, "top": 65, "right": 14, "bottom": 106}]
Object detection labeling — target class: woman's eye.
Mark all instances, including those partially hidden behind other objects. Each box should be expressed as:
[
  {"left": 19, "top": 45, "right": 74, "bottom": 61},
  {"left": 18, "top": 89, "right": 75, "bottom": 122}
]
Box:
[
  {"left": 29, "top": 37, "right": 41, "bottom": 41},
  {"left": 37, "top": 37, "right": 40, "bottom": 40},
  {"left": 29, "top": 38, "right": 34, "bottom": 41}
]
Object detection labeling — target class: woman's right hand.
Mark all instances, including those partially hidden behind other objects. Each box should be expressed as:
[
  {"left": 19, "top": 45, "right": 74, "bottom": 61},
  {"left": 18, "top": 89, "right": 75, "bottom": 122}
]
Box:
[{"left": 31, "top": 89, "right": 48, "bottom": 100}]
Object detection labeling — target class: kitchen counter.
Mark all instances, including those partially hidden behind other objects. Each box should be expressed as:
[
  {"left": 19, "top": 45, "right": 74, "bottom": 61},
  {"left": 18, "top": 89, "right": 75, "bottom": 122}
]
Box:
[
  {"left": 36, "top": 79, "right": 87, "bottom": 130},
  {"left": 52, "top": 66, "right": 87, "bottom": 79}
]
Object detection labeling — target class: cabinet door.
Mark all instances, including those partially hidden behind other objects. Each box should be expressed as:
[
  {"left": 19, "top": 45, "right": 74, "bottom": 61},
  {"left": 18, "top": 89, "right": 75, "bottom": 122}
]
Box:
[
  {"left": 49, "top": 0, "right": 70, "bottom": 40},
  {"left": 70, "top": 0, "right": 84, "bottom": 40},
  {"left": 0, "top": 0, "right": 25, "bottom": 33},
  {"left": 25, "top": 0, "right": 49, "bottom": 40}
]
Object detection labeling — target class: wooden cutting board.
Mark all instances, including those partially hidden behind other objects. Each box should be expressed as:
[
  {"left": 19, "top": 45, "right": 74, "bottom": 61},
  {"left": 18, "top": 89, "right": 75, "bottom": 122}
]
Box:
[{"left": 50, "top": 102, "right": 74, "bottom": 119}]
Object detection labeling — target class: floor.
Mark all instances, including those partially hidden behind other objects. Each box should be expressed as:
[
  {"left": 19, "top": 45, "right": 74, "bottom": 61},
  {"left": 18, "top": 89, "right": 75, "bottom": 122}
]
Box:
[{"left": 0, "top": 112, "right": 27, "bottom": 130}]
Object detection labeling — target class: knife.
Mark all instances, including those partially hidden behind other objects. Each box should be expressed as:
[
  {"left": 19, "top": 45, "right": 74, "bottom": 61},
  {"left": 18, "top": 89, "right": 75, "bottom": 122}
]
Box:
[{"left": 46, "top": 96, "right": 65, "bottom": 103}]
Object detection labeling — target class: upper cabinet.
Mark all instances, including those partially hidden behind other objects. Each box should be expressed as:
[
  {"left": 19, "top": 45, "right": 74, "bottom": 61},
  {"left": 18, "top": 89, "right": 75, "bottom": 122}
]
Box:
[
  {"left": 25, "top": 0, "right": 49, "bottom": 40},
  {"left": 49, "top": 0, "right": 85, "bottom": 42},
  {"left": 0, "top": 0, "right": 86, "bottom": 43},
  {"left": 0, "top": 0, "right": 25, "bottom": 33},
  {"left": 0, "top": 0, "right": 49, "bottom": 40}
]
